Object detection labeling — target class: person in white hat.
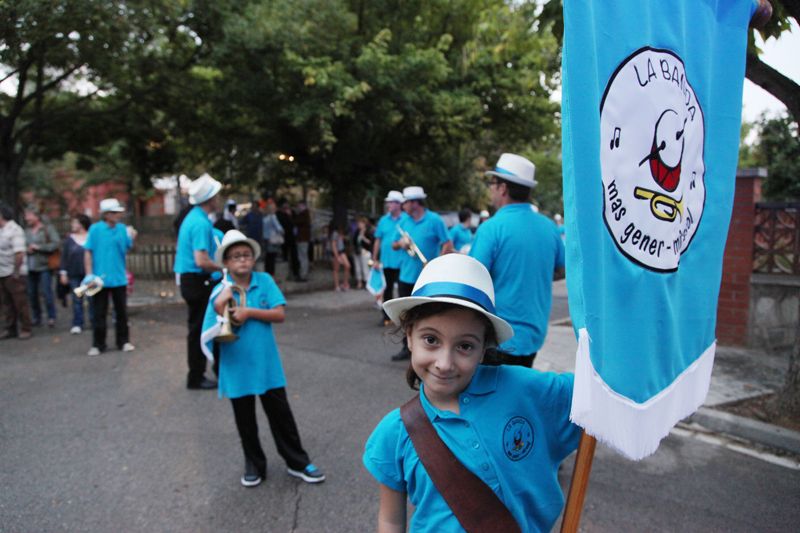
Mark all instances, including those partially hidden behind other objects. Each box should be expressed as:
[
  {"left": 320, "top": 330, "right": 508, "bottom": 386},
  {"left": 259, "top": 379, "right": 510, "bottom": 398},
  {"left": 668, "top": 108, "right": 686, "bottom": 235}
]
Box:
[
  {"left": 199, "top": 230, "right": 325, "bottom": 487},
  {"left": 83, "top": 198, "right": 137, "bottom": 356},
  {"left": 363, "top": 254, "right": 580, "bottom": 533},
  {"left": 469, "top": 153, "right": 565, "bottom": 368},
  {"left": 173, "top": 173, "right": 223, "bottom": 389},
  {"left": 371, "top": 190, "right": 408, "bottom": 326},
  {"left": 388, "top": 186, "right": 453, "bottom": 360}
]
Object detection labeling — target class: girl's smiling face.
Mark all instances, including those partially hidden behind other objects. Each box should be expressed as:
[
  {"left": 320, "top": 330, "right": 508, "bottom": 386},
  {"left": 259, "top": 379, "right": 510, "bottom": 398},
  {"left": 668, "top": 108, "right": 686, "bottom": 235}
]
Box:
[{"left": 407, "top": 307, "right": 487, "bottom": 411}]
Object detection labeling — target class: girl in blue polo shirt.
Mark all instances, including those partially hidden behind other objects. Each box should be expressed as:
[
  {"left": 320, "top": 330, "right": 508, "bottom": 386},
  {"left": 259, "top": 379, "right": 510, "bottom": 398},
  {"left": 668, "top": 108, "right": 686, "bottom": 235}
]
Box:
[
  {"left": 363, "top": 254, "right": 580, "bottom": 532},
  {"left": 201, "top": 230, "right": 324, "bottom": 488}
]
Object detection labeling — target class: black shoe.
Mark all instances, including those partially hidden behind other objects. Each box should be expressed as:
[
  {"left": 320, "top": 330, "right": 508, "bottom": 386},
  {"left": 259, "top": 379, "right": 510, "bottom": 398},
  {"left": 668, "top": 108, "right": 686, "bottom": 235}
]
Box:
[
  {"left": 241, "top": 460, "right": 264, "bottom": 488},
  {"left": 0, "top": 330, "right": 17, "bottom": 340},
  {"left": 390, "top": 350, "right": 410, "bottom": 361},
  {"left": 187, "top": 377, "right": 217, "bottom": 390}
]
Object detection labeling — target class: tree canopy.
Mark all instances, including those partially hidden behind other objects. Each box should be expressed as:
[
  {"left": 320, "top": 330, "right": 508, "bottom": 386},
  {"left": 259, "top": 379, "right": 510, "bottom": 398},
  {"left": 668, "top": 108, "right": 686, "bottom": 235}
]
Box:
[{"left": 1, "top": 0, "right": 565, "bottom": 218}]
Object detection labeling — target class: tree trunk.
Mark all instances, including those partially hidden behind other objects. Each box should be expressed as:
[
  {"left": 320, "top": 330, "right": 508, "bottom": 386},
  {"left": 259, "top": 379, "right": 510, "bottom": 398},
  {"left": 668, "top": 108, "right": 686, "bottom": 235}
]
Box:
[
  {"left": 745, "top": 51, "right": 800, "bottom": 125},
  {"left": 0, "top": 150, "right": 23, "bottom": 219}
]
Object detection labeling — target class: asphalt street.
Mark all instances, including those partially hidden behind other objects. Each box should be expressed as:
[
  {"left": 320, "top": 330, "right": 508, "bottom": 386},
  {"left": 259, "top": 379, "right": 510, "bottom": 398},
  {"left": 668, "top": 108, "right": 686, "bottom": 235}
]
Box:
[{"left": 1, "top": 290, "right": 798, "bottom": 532}]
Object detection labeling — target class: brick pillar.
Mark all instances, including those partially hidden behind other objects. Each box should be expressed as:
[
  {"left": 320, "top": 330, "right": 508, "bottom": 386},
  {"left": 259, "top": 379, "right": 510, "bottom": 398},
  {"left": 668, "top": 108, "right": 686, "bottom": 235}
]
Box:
[{"left": 716, "top": 168, "right": 765, "bottom": 345}]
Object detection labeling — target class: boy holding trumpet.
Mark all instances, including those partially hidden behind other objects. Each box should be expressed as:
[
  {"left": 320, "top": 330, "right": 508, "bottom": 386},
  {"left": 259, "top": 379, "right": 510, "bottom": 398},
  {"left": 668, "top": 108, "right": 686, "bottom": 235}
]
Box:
[{"left": 200, "top": 230, "right": 324, "bottom": 488}]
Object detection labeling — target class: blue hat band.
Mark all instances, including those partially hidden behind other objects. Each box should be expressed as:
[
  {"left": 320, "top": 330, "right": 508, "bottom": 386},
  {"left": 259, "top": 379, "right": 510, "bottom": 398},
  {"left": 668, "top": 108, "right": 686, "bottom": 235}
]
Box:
[
  {"left": 412, "top": 282, "right": 495, "bottom": 314},
  {"left": 493, "top": 166, "right": 518, "bottom": 179}
]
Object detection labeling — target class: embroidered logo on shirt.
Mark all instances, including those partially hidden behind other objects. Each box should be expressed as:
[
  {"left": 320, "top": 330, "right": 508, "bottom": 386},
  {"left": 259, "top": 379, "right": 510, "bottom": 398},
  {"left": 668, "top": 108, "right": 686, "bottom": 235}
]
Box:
[
  {"left": 503, "top": 416, "right": 534, "bottom": 461},
  {"left": 260, "top": 297, "right": 268, "bottom": 308}
]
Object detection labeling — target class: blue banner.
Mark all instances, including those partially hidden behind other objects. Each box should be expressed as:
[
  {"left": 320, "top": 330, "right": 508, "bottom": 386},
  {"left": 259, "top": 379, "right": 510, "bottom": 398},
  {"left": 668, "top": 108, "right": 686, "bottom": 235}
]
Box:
[{"left": 562, "top": 0, "right": 756, "bottom": 459}]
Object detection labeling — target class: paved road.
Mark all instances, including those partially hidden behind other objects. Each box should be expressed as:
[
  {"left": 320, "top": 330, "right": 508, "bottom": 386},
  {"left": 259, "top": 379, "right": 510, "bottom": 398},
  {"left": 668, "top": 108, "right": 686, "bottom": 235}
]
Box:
[{"left": 1, "top": 292, "right": 797, "bottom": 532}]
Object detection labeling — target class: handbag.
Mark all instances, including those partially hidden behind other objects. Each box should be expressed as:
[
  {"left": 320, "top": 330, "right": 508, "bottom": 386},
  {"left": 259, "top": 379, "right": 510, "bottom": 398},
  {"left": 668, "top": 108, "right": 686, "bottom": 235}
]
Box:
[
  {"left": 400, "top": 395, "right": 521, "bottom": 533},
  {"left": 47, "top": 249, "right": 61, "bottom": 270},
  {"left": 268, "top": 232, "right": 284, "bottom": 246}
]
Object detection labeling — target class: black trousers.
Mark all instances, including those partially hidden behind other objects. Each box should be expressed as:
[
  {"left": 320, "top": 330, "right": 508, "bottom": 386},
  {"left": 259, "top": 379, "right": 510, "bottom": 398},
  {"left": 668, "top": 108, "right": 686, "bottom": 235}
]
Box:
[
  {"left": 92, "top": 286, "right": 129, "bottom": 350},
  {"left": 180, "top": 273, "right": 214, "bottom": 385},
  {"left": 484, "top": 348, "right": 537, "bottom": 368},
  {"left": 230, "top": 388, "right": 311, "bottom": 476},
  {"left": 381, "top": 267, "right": 400, "bottom": 321}
]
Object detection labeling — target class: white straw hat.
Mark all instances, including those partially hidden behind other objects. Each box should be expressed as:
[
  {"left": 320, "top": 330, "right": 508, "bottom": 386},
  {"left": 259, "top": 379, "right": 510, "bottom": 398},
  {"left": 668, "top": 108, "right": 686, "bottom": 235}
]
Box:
[
  {"left": 383, "top": 254, "right": 513, "bottom": 344},
  {"left": 99, "top": 198, "right": 125, "bottom": 213},
  {"left": 485, "top": 153, "right": 537, "bottom": 188},
  {"left": 402, "top": 186, "right": 427, "bottom": 201},
  {"left": 188, "top": 173, "right": 223, "bottom": 205},
  {"left": 214, "top": 229, "right": 262, "bottom": 264},
  {"left": 384, "top": 190, "right": 405, "bottom": 203}
]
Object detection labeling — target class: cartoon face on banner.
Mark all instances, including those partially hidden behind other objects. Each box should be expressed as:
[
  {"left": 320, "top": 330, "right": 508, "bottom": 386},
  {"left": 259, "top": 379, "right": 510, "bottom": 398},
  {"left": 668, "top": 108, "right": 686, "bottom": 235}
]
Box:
[{"left": 600, "top": 47, "right": 706, "bottom": 272}]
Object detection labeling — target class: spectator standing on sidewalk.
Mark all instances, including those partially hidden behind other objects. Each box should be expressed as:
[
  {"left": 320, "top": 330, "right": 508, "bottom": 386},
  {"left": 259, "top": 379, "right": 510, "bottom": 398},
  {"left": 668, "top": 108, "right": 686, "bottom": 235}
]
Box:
[
  {"left": 352, "top": 216, "right": 374, "bottom": 290},
  {"left": 276, "top": 199, "right": 299, "bottom": 279},
  {"left": 293, "top": 200, "right": 311, "bottom": 282},
  {"left": 0, "top": 203, "right": 33, "bottom": 340},
  {"left": 83, "top": 199, "right": 137, "bottom": 356},
  {"left": 58, "top": 214, "right": 93, "bottom": 335},
  {"left": 24, "top": 208, "right": 60, "bottom": 328},
  {"left": 261, "top": 202, "right": 284, "bottom": 277},
  {"left": 174, "top": 173, "right": 223, "bottom": 390}
]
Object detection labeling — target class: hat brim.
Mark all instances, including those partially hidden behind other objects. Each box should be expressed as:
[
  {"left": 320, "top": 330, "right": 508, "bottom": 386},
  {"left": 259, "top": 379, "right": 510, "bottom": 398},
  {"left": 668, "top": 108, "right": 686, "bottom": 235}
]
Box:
[
  {"left": 101, "top": 207, "right": 125, "bottom": 213},
  {"left": 383, "top": 295, "right": 513, "bottom": 345},
  {"left": 215, "top": 237, "right": 262, "bottom": 265},
  {"left": 189, "top": 181, "right": 223, "bottom": 205},
  {"left": 485, "top": 170, "right": 537, "bottom": 189}
]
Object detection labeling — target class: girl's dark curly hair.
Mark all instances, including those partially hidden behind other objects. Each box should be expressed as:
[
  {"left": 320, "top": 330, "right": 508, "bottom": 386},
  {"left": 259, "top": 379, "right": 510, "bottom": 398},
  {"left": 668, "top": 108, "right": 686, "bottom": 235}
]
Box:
[{"left": 397, "top": 302, "right": 498, "bottom": 390}]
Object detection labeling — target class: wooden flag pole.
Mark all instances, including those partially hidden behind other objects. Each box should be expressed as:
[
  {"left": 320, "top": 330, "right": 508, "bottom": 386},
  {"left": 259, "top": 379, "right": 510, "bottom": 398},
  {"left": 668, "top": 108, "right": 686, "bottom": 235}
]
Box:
[{"left": 560, "top": 431, "right": 597, "bottom": 533}]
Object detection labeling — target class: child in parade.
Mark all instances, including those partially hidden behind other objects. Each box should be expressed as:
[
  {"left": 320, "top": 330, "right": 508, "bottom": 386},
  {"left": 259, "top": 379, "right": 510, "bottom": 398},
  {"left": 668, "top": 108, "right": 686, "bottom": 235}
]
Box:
[
  {"left": 363, "top": 254, "right": 580, "bottom": 532},
  {"left": 201, "top": 230, "right": 324, "bottom": 487}
]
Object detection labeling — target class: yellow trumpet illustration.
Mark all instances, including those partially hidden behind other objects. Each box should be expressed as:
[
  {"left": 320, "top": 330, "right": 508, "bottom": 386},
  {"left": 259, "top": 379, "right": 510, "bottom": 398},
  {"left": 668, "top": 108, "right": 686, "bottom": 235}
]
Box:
[{"left": 634, "top": 187, "right": 684, "bottom": 222}]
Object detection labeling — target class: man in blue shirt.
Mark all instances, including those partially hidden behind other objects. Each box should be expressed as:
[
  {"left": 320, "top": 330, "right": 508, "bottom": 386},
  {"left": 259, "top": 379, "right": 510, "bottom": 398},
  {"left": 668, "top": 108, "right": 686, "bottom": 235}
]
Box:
[
  {"left": 174, "top": 173, "right": 223, "bottom": 390},
  {"left": 371, "top": 190, "right": 407, "bottom": 327},
  {"left": 470, "top": 153, "right": 565, "bottom": 368},
  {"left": 448, "top": 207, "right": 474, "bottom": 253},
  {"left": 83, "top": 198, "right": 136, "bottom": 356},
  {"left": 389, "top": 186, "right": 452, "bottom": 360}
]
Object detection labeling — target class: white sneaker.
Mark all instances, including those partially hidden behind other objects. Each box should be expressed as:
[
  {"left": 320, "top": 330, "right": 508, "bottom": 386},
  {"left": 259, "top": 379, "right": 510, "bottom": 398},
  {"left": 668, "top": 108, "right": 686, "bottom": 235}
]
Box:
[
  {"left": 122, "top": 342, "right": 135, "bottom": 352},
  {"left": 87, "top": 347, "right": 100, "bottom": 356},
  {"left": 70, "top": 326, "right": 81, "bottom": 335}
]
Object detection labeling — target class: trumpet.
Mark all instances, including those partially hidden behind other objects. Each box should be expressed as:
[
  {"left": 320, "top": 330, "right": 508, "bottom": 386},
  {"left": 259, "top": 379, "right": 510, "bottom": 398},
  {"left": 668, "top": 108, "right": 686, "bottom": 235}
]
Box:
[
  {"left": 397, "top": 227, "right": 428, "bottom": 265},
  {"left": 73, "top": 276, "right": 104, "bottom": 298},
  {"left": 216, "top": 284, "right": 248, "bottom": 343}
]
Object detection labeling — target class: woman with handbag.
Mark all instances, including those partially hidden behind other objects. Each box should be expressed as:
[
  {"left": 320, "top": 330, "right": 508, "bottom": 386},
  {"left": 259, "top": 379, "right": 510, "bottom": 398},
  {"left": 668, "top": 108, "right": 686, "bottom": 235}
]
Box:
[
  {"left": 24, "top": 208, "right": 60, "bottom": 327},
  {"left": 262, "top": 203, "right": 284, "bottom": 276},
  {"left": 58, "top": 214, "right": 93, "bottom": 334},
  {"left": 363, "top": 254, "right": 580, "bottom": 533}
]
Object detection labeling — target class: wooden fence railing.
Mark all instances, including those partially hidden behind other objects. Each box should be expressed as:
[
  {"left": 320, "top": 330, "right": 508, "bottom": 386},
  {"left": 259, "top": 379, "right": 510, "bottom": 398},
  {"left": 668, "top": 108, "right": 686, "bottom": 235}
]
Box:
[
  {"left": 127, "top": 244, "right": 176, "bottom": 280},
  {"left": 753, "top": 202, "right": 800, "bottom": 275}
]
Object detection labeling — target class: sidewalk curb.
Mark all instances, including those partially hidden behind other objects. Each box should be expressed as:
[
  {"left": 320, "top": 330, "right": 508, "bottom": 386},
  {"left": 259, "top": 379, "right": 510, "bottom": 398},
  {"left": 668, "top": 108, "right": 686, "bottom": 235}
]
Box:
[{"left": 688, "top": 407, "right": 800, "bottom": 455}]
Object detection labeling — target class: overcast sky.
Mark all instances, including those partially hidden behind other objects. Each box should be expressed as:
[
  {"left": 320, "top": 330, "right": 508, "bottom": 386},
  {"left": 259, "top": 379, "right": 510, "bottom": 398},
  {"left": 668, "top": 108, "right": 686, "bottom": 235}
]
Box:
[{"left": 741, "top": 19, "right": 799, "bottom": 123}]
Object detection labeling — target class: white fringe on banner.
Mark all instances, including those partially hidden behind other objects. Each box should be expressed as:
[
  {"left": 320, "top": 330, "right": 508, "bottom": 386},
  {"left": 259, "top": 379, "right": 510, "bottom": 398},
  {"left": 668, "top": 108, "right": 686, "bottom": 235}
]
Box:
[
  {"left": 570, "top": 328, "right": 715, "bottom": 460},
  {"left": 199, "top": 316, "right": 223, "bottom": 364}
]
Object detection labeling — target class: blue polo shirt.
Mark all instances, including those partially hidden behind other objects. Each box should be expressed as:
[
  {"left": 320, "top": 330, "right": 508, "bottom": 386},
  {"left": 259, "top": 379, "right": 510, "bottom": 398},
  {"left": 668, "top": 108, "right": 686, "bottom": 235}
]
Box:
[
  {"left": 363, "top": 365, "right": 580, "bottom": 533},
  {"left": 448, "top": 224, "right": 473, "bottom": 253},
  {"left": 374, "top": 212, "right": 407, "bottom": 269},
  {"left": 84, "top": 221, "right": 132, "bottom": 288},
  {"left": 202, "top": 271, "right": 287, "bottom": 399},
  {"left": 395, "top": 210, "right": 450, "bottom": 284},
  {"left": 174, "top": 206, "right": 214, "bottom": 274},
  {"left": 470, "top": 204, "right": 565, "bottom": 355}
]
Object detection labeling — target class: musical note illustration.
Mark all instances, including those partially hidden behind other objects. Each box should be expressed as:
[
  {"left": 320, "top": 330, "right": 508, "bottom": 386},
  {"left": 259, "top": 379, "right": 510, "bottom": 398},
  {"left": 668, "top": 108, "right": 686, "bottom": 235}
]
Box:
[{"left": 610, "top": 127, "right": 621, "bottom": 150}]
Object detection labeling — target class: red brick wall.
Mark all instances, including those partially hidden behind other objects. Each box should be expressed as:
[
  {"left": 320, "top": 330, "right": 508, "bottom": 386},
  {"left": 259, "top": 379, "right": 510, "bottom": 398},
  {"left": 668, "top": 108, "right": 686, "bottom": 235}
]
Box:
[{"left": 716, "top": 171, "right": 763, "bottom": 345}]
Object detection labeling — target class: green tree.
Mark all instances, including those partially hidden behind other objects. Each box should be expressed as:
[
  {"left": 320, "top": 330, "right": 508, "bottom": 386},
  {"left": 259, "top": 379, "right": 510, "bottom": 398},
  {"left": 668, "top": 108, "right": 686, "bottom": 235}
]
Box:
[
  {"left": 0, "top": 0, "right": 202, "bottom": 214},
  {"left": 187, "top": 0, "right": 561, "bottom": 222},
  {"left": 755, "top": 114, "right": 800, "bottom": 200}
]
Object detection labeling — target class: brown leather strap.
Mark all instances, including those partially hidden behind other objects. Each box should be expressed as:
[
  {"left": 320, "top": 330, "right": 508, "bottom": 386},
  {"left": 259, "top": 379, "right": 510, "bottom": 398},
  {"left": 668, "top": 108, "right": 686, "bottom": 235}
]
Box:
[{"left": 400, "top": 395, "right": 521, "bottom": 533}]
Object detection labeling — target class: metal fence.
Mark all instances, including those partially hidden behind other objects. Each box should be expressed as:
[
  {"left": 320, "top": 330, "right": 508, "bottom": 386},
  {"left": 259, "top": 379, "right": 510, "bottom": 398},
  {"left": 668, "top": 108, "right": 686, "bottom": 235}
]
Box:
[{"left": 753, "top": 202, "right": 800, "bottom": 275}]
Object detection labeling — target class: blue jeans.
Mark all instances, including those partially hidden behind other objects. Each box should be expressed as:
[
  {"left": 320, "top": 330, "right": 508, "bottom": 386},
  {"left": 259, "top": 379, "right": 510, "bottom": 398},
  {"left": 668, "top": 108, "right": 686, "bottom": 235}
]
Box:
[
  {"left": 68, "top": 277, "right": 94, "bottom": 328},
  {"left": 27, "top": 269, "right": 56, "bottom": 323}
]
